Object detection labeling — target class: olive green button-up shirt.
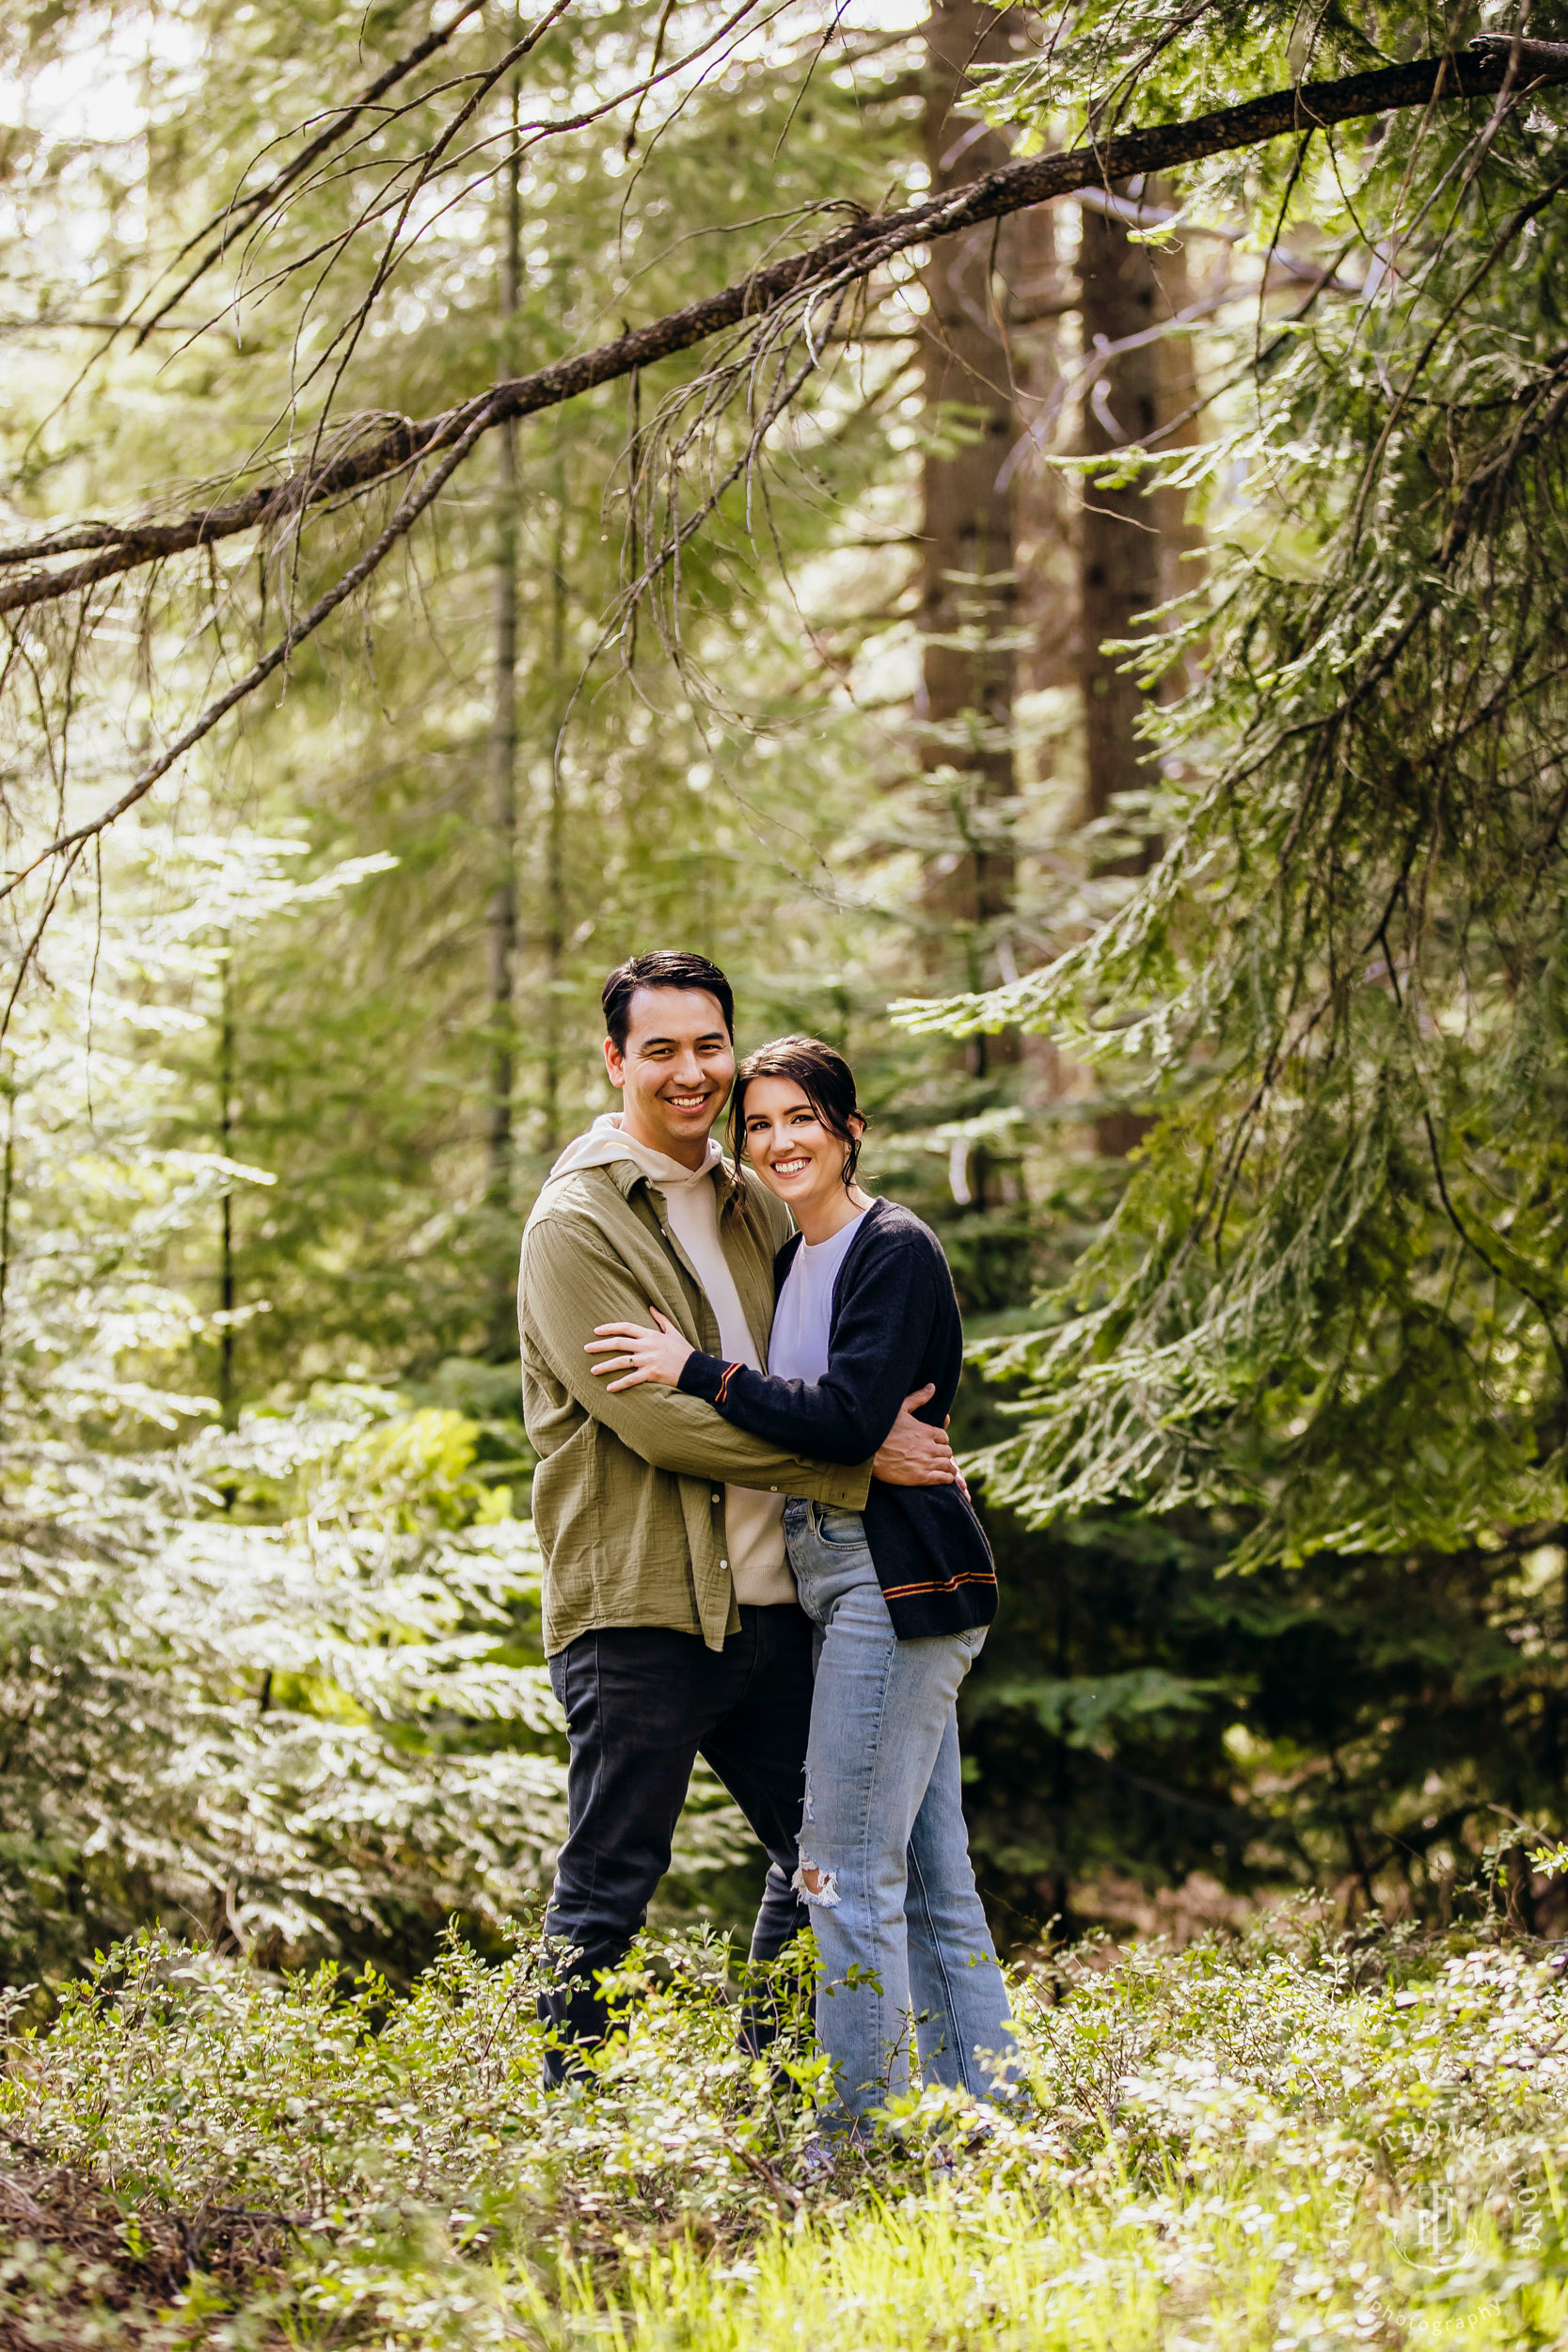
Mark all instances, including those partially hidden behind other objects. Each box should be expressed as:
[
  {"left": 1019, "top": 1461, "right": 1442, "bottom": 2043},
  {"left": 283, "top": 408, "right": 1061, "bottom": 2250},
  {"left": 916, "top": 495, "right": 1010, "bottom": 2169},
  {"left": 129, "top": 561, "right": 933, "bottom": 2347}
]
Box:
[{"left": 518, "top": 1155, "right": 872, "bottom": 1656}]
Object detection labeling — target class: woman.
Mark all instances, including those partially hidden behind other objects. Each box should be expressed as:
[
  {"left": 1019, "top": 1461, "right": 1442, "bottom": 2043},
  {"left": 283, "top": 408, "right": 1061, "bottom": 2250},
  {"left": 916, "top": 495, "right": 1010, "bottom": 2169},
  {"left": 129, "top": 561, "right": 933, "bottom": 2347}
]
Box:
[{"left": 585, "top": 1035, "right": 1014, "bottom": 2127}]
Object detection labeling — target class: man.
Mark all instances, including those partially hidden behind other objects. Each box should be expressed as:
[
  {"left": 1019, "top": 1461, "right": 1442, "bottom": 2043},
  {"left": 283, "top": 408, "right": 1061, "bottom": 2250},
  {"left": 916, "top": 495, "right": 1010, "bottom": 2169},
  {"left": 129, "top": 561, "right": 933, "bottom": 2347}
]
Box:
[{"left": 517, "top": 948, "right": 958, "bottom": 2074}]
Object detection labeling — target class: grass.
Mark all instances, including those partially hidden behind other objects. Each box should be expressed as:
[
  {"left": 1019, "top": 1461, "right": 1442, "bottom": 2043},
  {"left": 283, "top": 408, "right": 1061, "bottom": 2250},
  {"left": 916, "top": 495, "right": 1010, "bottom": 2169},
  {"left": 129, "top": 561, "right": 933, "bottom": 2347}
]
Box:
[{"left": 0, "top": 1907, "right": 1564, "bottom": 2347}]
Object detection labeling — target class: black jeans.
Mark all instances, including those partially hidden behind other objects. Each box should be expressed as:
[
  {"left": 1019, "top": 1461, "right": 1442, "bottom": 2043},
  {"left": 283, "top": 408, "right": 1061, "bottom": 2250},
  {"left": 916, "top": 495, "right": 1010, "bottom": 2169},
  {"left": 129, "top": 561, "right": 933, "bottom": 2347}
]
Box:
[{"left": 541, "top": 1605, "right": 813, "bottom": 2076}]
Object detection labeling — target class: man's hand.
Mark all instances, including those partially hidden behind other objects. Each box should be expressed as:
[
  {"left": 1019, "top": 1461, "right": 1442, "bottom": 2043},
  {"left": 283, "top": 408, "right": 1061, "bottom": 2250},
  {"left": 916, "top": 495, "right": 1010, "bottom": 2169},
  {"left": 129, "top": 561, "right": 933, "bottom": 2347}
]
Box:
[{"left": 872, "top": 1386, "right": 958, "bottom": 1486}]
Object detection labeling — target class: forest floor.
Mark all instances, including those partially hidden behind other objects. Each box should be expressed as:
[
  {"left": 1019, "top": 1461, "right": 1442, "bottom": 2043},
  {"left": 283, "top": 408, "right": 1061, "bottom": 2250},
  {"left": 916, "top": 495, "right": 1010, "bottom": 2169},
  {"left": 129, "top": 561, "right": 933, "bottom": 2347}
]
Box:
[{"left": 0, "top": 1909, "right": 1562, "bottom": 2350}]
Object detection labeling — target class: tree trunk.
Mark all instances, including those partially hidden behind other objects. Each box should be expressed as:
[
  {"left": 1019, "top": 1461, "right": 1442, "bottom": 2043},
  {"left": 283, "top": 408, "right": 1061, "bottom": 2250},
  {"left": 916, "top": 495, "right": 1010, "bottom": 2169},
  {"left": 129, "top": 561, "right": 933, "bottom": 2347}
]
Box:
[
  {"left": 540, "top": 445, "right": 568, "bottom": 1158},
  {"left": 1076, "top": 191, "right": 1165, "bottom": 1160},
  {"left": 1077, "top": 194, "right": 1163, "bottom": 834},
  {"left": 217, "top": 948, "right": 236, "bottom": 1422},
  {"left": 918, "top": 0, "right": 1046, "bottom": 1273},
  {"left": 484, "top": 112, "right": 521, "bottom": 1345},
  {"left": 0, "top": 1092, "right": 13, "bottom": 1442},
  {"left": 918, "top": 0, "right": 1022, "bottom": 1016}
]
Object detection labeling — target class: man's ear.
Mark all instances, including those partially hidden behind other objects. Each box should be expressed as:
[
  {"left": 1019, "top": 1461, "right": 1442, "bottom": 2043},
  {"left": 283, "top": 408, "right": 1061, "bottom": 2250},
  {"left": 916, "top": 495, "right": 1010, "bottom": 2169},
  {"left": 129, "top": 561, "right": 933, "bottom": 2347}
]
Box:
[{"left": 603, "top": 1036, "right": 626, "bottom": 1090}]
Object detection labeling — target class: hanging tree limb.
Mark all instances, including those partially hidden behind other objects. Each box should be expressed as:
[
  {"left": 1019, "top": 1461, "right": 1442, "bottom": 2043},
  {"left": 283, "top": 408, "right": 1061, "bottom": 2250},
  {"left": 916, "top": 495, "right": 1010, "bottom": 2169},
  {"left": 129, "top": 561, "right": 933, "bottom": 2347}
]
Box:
[
  {"left": 4, "top": 34, "right": 1566, "bottom": 626},
  {"left": 2, "top": 397, "right": 507, "bottom": 911},
  {"left": 5, "top": 32, "right": 1568, "bottom": 907}
]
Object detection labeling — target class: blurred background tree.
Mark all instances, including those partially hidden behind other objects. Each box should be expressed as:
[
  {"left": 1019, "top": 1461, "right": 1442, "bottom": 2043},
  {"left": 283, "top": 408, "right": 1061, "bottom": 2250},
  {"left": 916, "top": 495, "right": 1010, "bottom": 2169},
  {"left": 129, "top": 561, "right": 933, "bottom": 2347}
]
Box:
[{"left": 0, "top": 0, "right": 1564, "bottom": 1982}]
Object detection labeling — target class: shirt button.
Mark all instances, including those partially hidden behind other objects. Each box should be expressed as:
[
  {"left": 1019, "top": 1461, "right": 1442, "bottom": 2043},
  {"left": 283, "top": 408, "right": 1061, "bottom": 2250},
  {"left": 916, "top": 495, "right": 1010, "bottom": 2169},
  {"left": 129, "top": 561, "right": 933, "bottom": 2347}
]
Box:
[
  {"left": 720, "top": 1558, "right": 729, "bottom": 1570},
  {"left": 711, "top": 1491, "right": 721, "bottom": 1505}
]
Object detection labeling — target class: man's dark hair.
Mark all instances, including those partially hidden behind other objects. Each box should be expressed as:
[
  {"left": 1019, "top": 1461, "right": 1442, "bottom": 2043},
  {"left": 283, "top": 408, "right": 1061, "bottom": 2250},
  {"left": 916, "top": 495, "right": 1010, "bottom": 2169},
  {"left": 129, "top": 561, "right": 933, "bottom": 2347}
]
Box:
[{"left": 601, "top": 950, "right": 736, "bottom": 1052}]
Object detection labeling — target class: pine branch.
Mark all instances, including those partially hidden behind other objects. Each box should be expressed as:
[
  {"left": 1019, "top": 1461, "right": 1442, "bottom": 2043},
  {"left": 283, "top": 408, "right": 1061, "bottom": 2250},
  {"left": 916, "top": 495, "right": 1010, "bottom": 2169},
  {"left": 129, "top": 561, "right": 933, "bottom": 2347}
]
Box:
[{"left": 4, "top": 38, "right": 1565, "bottom": 626}]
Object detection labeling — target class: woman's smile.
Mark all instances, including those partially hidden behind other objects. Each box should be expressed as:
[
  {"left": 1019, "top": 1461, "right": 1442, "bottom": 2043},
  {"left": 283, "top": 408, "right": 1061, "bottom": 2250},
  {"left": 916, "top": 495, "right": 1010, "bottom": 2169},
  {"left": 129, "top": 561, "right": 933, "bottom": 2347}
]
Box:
[{"left": 740, "top": 1071, "right": 870, "bottom": 1244}]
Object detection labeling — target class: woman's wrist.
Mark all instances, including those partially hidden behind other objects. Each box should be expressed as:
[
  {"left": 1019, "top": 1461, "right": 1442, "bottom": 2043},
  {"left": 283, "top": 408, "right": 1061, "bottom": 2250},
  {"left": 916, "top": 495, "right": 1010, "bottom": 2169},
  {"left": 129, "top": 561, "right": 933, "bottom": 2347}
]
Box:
[{"left": 677, "top": 1351, "right": 732, "bottom": 1405}]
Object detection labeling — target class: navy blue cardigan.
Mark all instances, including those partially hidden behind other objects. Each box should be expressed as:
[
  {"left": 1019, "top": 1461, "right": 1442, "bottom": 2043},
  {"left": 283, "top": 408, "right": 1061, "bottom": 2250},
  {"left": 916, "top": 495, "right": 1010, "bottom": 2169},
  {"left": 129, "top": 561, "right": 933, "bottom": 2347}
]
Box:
[{"left": 676, "top": 1198, "right": 997, "bottom": 1638}]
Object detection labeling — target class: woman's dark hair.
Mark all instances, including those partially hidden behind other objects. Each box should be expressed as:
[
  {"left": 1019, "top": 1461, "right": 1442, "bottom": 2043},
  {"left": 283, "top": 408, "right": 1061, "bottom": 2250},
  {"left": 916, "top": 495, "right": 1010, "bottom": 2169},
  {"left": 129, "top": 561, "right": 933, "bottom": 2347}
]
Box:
[
  {"left": 602, "top": 950, "right": 735, "bottom": 1052},
  {"left": 727, "top": 1035, "right": 866, "bottom": 1191}
]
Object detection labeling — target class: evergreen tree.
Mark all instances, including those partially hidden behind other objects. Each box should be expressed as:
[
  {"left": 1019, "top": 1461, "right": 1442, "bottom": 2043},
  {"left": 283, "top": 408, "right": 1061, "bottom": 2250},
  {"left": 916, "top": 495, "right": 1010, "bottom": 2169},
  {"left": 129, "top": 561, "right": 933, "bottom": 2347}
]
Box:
[
  {"left": 919, "top": 2, "right": 1568, "bottom": 1923},
  {"left": 6, "top": 0, "right": 1568, "bottom": 1966}
]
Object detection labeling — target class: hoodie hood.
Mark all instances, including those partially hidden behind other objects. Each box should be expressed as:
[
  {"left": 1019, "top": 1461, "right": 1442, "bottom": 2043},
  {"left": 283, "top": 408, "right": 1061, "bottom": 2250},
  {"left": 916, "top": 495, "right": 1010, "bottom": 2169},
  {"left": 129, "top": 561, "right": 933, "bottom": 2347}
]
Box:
[{"left": 534, "top": 1112, "right": 723, "bottom": 1210}]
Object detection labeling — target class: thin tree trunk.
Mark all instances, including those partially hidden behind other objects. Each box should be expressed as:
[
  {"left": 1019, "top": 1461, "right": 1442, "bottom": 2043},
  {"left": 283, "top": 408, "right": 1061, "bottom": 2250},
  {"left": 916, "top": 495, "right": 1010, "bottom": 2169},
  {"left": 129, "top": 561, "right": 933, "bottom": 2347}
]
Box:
[
  {"left": 540, "top": 449, "right": 568, "bottom": 1158},
  {"left": 918, "top": 0, "right": 1042, "bottom": 1264},
  {"left": 218, "top": 951, "right": 236, "bottom": 1423},
  {"left": 1077, "top": 193, "right": 1163, "bottom": 834},
  {"left": 0, "top": 1088, "right": 15, "bottom": 1446},
  {"left": 485, "top": 91, "right": 521, "bottom": 1343},
  {"left": 1153, "top": 229, "right": 1203, "bottom": 615},
  {"left": 918, "top": 0, "right": 1021, "bottom": 1024},
  {"left": 1076, "top": 190, "right": 1164, "bottom": 1160}
]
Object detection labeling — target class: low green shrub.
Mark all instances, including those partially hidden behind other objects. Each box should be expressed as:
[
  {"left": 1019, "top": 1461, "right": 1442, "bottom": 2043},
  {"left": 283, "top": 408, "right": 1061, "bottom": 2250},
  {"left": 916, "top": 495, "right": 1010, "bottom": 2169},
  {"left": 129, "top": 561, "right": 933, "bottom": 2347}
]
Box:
[{"left": 0, "top": 1911, "right": 1565, "bottom": 2346}]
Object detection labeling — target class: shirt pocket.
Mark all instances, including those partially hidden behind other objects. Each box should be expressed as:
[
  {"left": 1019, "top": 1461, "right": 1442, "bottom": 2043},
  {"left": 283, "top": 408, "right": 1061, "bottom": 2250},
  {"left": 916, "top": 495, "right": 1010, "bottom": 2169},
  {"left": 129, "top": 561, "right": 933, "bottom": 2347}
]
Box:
[{"left": 530, "top": 1415, "right": 601, "bottom": 1557}]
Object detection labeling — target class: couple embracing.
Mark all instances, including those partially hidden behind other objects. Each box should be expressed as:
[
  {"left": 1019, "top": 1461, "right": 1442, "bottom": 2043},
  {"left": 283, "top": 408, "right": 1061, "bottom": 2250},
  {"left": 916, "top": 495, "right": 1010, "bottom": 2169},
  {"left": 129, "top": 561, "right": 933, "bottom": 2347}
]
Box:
[{"left": 518, "top": 949, "right": 1015, "bottom": 2127}]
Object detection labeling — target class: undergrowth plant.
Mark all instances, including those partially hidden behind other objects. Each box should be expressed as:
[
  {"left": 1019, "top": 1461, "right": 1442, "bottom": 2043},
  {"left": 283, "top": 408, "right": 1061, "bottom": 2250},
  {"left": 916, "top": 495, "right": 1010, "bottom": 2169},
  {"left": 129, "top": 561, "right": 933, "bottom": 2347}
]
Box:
[{"left": 0, "top": 1912, "right": 1565, "bottom": 2347}]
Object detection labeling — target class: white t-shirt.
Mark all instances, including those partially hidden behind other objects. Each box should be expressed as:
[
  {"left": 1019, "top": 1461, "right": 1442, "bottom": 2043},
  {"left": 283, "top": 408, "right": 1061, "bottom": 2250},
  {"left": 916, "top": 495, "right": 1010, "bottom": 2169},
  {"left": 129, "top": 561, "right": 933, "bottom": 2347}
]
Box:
[{"left": 768, "top": 1211, "right": 869, "bottom": 1385}]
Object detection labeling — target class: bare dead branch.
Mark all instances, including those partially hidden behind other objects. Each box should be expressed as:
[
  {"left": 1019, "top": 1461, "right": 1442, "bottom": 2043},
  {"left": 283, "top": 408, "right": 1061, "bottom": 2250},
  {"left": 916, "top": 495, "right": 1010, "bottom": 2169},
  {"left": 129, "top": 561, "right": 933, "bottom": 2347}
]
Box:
[
  {"left": 4, "top": 38, "right": 1562, "bottom": 626},
  {"left": 131, "top": 0, "right": 491, "bottom": 345},
  {"left": 1, "top": 397, "right": 503, "bottom": 901},
  {"left": 162, "top": 0, "right": 773, "bottom": 424}
]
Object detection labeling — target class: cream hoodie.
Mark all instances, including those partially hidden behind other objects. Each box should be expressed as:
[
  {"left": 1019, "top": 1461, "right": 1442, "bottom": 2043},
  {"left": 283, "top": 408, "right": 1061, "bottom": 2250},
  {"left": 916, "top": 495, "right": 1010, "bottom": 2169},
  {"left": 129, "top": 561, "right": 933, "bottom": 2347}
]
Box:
[{"left": 539, "top": 1113, "right": 793, "bottom": 1607}]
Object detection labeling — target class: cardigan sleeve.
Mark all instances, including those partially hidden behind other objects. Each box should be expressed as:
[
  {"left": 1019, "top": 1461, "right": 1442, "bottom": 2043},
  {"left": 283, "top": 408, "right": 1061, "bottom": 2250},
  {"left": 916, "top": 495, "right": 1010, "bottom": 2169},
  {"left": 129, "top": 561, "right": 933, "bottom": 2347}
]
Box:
[
  {"left": 522, "top": 1208, "right": 871, "bottom": 1504},
  {"left": 676, "top": 1231, "right": 941, "bottom": 1462}
]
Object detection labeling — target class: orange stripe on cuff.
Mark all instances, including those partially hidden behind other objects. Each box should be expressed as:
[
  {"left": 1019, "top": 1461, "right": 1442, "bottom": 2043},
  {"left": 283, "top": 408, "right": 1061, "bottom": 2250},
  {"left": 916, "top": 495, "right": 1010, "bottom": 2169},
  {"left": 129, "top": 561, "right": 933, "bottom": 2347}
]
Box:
[{"left": 879, "top": 1569, "right": 998, "bottom": 1600}]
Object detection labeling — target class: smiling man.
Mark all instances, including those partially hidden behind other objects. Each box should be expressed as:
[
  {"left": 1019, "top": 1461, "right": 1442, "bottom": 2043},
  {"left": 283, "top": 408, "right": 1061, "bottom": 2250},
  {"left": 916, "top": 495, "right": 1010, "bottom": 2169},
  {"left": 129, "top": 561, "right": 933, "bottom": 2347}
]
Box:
[{"left": 517, "top": 949, "right": 958, "bottom": 2077}]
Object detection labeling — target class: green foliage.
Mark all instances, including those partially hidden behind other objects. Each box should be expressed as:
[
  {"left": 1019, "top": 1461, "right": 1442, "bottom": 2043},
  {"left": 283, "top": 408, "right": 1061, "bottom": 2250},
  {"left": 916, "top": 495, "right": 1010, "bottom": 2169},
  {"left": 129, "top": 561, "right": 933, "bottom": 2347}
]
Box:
[
  {"left": 0, "top": 1381, "right": 569, "bottom": 1983},
  {"left": 0, "top": 0, "right": 945, "bottom": 1379},
  {"left": 0, "top": 795, "right": 758, "bottom": 1981},
  {"left": 1, "top": 1332, "right": 752, "bottom": 1983},
  {"left": 915, "top": 1, "right": 1568, "bottom": 1564},
  {"left": 8, "top": 0, "right": 1568, "bottom": 1974},
  {"left": 3, "top": 1918, "right": 1568, "bottom": 2344},
  {"left": 0, "top": 0, "right": 1007, "bottom": 1976},
  {"left": 958, "top": 1480, "right": 1568, "bottom": 1936},
  {"left": 974, "top": 0, "right": 1437, "bottom": 139}
]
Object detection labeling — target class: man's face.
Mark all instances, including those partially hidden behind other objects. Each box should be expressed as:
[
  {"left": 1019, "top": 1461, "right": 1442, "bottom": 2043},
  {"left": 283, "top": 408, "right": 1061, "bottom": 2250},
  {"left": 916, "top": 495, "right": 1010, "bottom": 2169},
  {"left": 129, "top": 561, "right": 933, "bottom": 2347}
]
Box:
[{"left": 604, "top": 987, "right": 736, "bottom": 1164}]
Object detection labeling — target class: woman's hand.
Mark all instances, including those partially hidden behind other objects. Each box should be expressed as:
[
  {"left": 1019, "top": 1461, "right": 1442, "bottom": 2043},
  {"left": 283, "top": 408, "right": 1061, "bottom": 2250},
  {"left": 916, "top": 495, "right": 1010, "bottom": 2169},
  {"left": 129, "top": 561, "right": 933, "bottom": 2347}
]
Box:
[{"left": 585, "top": 1310, "right": 694, "bottom": 1392}]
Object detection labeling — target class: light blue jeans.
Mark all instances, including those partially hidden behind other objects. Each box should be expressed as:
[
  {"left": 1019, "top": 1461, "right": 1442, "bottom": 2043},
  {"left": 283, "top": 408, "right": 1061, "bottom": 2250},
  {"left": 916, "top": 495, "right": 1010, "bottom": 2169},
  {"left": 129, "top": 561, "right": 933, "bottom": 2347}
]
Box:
[{"left": 784, "top": 1500, "right": 1015, "bottom": 2125}]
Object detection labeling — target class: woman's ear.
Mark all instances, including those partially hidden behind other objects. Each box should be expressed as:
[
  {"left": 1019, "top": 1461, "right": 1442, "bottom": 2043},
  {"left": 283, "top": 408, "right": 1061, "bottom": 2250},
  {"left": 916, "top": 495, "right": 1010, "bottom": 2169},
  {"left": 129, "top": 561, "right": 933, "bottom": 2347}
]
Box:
[{"left": 841, "top": 1112, "right": 866, "bottom": 1190}]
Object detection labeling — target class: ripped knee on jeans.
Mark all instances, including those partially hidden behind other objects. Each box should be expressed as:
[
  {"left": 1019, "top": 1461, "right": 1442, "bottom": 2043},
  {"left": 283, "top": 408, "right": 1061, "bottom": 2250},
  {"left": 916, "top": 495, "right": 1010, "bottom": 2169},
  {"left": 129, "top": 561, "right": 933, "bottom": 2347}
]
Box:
[{"left": 792, "top": 1852, "right": 841, "bottom": 1908}]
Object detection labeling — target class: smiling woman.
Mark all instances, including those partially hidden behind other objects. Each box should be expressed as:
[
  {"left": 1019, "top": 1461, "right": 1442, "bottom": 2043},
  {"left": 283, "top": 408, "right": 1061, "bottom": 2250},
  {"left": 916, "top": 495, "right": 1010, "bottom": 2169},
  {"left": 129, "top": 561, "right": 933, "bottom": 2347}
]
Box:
[{"left": 730, "top": 1037, "right": 869, "bottom": 1247}]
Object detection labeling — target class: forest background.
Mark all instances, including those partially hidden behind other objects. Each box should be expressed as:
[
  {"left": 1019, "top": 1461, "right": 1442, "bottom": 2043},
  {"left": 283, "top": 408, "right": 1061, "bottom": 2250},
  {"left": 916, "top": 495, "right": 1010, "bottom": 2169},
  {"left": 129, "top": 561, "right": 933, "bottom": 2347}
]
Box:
[{"left": 2, "top": 0, "right": 1566, "bottom": 1994}]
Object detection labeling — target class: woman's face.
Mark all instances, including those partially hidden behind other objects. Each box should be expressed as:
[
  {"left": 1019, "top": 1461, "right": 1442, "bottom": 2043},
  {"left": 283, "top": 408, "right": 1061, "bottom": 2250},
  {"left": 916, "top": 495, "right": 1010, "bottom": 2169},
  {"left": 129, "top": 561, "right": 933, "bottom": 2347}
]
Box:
[{"left": 740, "top": 1075, "right": 861, "bottom": 1220}]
